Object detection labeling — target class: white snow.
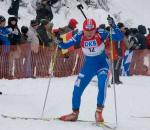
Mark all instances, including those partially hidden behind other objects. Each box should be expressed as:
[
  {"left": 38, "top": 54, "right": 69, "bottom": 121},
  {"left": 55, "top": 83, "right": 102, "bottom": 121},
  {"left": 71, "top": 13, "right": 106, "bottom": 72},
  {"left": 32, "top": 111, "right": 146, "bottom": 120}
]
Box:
[
  {"left": 0, "top": 0, "right": 150, "bottom": 130},
  {"left": 0, "top": 76, "right": 150, "bottom": 130}
]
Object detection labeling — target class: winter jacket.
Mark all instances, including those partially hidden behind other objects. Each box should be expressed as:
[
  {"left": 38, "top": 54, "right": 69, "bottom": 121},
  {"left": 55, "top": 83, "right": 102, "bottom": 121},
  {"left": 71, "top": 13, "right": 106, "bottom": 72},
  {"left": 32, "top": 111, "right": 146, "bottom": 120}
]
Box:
[
  {"left": 36, "top": 3, "right": 53, "bottom": 23},
  {"left": 105, "top": 39, "right": 126, "bottom": 60},
  {"left": 27, "top": 26, "right": 39, "bottom": 53},
  {"left": 0, "top": 27, "right": 11, "bottom": 45},
  {"left": 6, "top": 17, "right": 21, "bottom": 45},
  {"left": 37, "top": 25, "right": 52, "bottom": 47},
  {"left": 136, "top": 25, "right": 147, "bottom": 49},
  {"left": 8, "top": 0, "right": 20, "bottom": 17},
  {"left": 59, "top": 26, "right": 124, "bottom": 54},
  {"left": 0, "top": 27, "right": 11, "bottom": 53}
]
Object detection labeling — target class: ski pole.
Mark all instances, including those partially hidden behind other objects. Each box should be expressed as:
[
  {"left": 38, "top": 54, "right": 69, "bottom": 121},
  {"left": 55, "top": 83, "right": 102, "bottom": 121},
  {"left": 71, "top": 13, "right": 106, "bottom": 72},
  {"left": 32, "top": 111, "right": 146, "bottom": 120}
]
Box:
[
  {"left": 109, "top": 25, "right": 118, "bottom": 125},
  {"left": 41, "top": 45, "right": 59, "bottom": 118},
  {"left": 77, "top": 4, "right": 87, "bottom": 19}
]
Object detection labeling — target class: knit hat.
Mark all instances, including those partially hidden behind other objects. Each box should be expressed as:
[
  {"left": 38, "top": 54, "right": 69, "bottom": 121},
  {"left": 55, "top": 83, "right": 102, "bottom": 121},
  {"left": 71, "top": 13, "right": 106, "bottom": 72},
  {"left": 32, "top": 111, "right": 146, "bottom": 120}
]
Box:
[
  {"left": 40, "top": 19, "right": 49, "bottom": 26},
  {"left": 21, "top": 26, "right": 28, "bottom": 34},
  {"left": 0, "top": 15, "right": 6, "bottom": 23},
  {"left": 69, "top": 18, "right": 78, "bottom": 29},
  {"left": 30, "top": 20, "right": 39, "bottom": 27}
]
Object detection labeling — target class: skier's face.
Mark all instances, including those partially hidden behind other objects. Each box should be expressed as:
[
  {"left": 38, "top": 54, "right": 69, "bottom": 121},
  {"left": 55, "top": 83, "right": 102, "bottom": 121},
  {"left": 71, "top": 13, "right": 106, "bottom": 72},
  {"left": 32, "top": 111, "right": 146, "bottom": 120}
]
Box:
[{"left": 84, "top": 30, "right": 96, "bottom": 39}]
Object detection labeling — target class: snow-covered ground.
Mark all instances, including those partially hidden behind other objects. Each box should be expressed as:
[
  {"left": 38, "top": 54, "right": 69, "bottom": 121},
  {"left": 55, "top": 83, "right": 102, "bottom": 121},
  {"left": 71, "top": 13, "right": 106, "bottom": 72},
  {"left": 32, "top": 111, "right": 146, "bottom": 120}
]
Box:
[{"left": 0, "top": 76, "right": 150, "bottom": 130}]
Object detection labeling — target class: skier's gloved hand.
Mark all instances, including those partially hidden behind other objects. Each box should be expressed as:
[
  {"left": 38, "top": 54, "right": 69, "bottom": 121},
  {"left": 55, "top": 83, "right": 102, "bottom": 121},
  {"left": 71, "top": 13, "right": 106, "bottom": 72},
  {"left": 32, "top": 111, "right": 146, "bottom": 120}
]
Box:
[
  {"left": 107, "top": 15, "right": 115, "bottom": 27},
  {"left": 77, "top": 4, "right": 84, "bottom": 10}
]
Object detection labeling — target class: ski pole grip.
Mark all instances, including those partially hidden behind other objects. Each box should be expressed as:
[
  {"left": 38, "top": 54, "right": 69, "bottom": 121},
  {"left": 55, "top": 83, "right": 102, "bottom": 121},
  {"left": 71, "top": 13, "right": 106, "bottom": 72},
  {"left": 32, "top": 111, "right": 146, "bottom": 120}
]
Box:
[{"left": 77, "top": 4, "right": 84, "bottom": 10}]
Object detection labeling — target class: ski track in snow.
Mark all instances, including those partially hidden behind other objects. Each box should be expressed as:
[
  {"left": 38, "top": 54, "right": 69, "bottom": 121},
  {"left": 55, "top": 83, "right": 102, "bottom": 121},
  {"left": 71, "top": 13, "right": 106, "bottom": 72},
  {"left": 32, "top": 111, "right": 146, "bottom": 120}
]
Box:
[{"left": 0, "top": 76, "right": 150, "bottom": 130}]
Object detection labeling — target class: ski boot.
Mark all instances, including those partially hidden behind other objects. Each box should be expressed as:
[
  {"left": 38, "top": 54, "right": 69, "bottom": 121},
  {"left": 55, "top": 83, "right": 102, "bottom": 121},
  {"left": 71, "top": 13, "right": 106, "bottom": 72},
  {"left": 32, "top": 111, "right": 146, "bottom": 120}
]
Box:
[
  {"left": 95, "top": 107, "right": 104, "bottom": 123},
  {"left": 59, "top": 110, "right": 79, "bottom": 121}
]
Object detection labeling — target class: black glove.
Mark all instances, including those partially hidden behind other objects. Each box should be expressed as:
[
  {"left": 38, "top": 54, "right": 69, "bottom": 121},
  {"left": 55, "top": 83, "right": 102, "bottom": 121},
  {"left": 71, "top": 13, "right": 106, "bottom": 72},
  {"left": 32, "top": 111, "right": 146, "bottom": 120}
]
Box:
[
  {"left": 77, "top": 4, "right": 84, "bottom": 10},
  {"left": 107, "top": 15, "right": 115, "bottom": 27}
]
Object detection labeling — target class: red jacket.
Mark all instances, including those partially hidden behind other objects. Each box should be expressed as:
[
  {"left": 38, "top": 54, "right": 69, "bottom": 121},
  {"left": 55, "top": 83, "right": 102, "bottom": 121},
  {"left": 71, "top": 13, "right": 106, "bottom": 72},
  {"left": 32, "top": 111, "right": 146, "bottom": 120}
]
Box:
[{"left": 105, "top": 38, "right": 126, "bottom": 60}]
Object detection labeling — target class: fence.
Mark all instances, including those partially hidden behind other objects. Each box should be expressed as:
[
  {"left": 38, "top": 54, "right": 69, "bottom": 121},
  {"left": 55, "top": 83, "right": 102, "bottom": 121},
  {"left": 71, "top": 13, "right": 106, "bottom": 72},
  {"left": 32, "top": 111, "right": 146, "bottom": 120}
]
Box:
[
  {"left": 130, "top": 49, "right": 150, "bottom": 76},
  {"left": 0, "top": 44, "right": 150, "bottom": 79},
  {"left": 0, "top": 44, "right": 84, "bottom": 79}
]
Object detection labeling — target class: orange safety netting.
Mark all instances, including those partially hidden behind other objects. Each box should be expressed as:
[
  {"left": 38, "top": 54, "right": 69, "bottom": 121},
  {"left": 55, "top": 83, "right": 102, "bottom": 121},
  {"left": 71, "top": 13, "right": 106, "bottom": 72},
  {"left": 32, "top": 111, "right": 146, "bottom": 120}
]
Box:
[
  {"left": 0, "top": 44, "right": 84, "bottom": 79},
  {"left": 130, "top": 49, "right": 150, "bottom": 76}
]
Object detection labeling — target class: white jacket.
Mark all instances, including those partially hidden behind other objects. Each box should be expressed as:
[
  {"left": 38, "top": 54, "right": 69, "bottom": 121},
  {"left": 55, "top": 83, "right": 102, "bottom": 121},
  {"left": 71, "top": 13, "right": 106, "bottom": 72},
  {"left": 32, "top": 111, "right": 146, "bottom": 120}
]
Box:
[{"left": 27, "top": 26, "right": 39, "bottom": 53}]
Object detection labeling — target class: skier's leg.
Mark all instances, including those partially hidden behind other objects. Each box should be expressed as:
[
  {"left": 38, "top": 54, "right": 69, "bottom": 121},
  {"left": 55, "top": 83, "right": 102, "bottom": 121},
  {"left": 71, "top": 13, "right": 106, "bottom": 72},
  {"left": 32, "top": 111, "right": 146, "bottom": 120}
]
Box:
[
  {"left": 97, "top": 68, "right": 109, "bottom": 108},
  {"left": 59, "top": 64, "right": 94, "bottom": 121},
  {"left": 95, "top": 67, "right": 109, "bottom": 122},
  {"left": 72, "top": 72, "right": 94, "bottom": 110}
]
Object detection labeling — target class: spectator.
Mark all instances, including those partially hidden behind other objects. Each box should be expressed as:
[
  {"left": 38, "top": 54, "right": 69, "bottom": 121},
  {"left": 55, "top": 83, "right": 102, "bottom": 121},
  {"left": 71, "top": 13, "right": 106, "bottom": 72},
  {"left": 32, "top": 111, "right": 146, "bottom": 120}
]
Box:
[
  {"left": 20, "top": 26, "right": 29, "bottom": 43},
  {"left": 6, "top": 16, "right": 21, "bottom": 78},
  {"left": 0, "top": 15, "right": 11, "bottom": 78},
  {"left": 136, "top": 25, "right": 147, "bottom": 49},
  {"left": 8, "top": 0, "right": 20, "bottom": 18},
  {"left": 36, "top": 0, "right": 53, "bottom": 23},
  {"left": 146, "top": 28, "right": 150, "bottom": 49},
  {"left": 20, "top": 26, "right": 31, "bottom": 78},
  {"left": 0, "top": 15, "right": 11, "bottom": 53},
  {"left": 36, "top": 19, "right": 52, "bottom": 76},
  {"left": 27, "top": 20, "right": 40, "bottom": 78},
  {"left": 105, "top": 22, "right": 126, "bottom": 84},
  {"left": 28, "top": 20, "right": 40, "bottom": 53},
  {"left": 37, "top": 19, "right": 53, "bottom": 47},
  {"left": 126, "top": 28, "right": 139, "bottom": 50},
  {"left": 59, "top": 18, "right": 78, "bottom": 35},
  {"left": 6, "top": 16, "right": 21, "bottom": 45}
]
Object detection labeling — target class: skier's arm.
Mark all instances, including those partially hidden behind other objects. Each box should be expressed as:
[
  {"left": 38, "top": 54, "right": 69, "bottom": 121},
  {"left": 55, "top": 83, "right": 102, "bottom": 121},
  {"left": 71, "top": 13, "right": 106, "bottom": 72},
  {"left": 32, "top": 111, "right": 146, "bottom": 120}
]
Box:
[
  {"left": 59, "top": 31, "right": 82, "bottom": 49},
  {"left": 111, "top": 26, "right": 124, "bottom": 41},
  {"left": 107, "top": 15, "right": 124, "bottom": 41},
  {"left": 98, "top": 28, "right": 109, "bottom": 42},
  {"left": 98, "top": 26, "right": 123, "bottom": 42}
]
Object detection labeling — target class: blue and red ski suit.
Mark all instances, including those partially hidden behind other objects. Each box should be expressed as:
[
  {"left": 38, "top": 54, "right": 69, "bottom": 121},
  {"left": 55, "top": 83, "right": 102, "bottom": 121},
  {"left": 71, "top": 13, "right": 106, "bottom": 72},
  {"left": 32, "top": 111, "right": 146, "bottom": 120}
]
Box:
[{"left": 59, "top": 26, "right": 123, "bottom": 110}]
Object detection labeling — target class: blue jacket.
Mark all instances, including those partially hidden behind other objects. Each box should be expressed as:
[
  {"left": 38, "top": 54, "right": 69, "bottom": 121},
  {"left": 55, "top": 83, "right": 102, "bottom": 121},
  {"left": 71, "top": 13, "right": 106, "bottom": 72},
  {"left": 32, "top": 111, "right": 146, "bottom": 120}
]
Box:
[
  {"left": 0, "top": 27, "right": 11, "bottom": 45},
  {"left": 59, "top": 26, "right": 124, "bottom": 50},
  {"left": 0, "top": 27, "right": 11, "bottom": 53}
]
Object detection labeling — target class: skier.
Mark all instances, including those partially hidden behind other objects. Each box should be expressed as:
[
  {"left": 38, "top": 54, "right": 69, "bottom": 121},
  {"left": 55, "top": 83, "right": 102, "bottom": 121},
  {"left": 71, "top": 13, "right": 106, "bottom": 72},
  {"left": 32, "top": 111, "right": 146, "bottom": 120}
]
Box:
[{"left": 57, "top": 17, "right": 123, "bottom": 122}]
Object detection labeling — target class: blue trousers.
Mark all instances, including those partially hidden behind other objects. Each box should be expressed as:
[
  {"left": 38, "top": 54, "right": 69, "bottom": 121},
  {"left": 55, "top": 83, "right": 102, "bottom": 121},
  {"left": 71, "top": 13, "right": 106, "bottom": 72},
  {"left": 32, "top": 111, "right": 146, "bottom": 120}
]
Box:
[{"left": 72, "top": 53, "right": 109, "bottom": 110}]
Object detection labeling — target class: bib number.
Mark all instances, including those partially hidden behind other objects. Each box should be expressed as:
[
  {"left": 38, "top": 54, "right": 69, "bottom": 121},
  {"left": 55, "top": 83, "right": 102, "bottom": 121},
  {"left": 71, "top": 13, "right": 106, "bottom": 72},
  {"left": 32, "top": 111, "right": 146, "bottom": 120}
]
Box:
[{"left": 88, "top": 47, "right": 96, "bottom": 52}]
